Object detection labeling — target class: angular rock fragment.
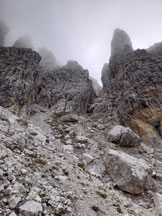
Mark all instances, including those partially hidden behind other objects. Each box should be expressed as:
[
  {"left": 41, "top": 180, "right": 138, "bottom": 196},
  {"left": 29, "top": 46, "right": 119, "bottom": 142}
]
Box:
[
  {"left": 60, "top": 113, "right": 79, "bottom": 122},
  {"left": 108, "top": 125, "right": 141, "bottom": 147},
  {"left": 8, "top": 195, "right": 21, "bottom": 209},
  {"left": 19, "top": 200, "right": 43, "bottom": 216},
  {"left": 104, "top": 149, "right": 153, "bottom": 194}
]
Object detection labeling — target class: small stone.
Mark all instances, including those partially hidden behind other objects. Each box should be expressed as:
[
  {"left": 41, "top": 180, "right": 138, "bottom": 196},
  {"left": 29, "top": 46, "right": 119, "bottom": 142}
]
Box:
[
  {"left": 0, "top": 160, "right": 4, "bottom": 165},
  {"left": 82, "top": 153, "right": 94, "bottom": 165},
  {"left": 63, "top": 145, "right": 74, "bottom": 153},
  {"left": 64, "top": 135, "right": 70, "bottom": 140},
  {"left": 97, "top": 124, "right": 105, "bottom": 130},
  {"left": 75, "top": 136, "right": 87, "bottom": 144},
  {"left": 27, "top": 190, "right": 41, "bottom": 203},
  {"left": 9, "top": 213, "right": 17, "bottom": 216},
  {"left": 21, "top": 169, "right": 28, "bottom": 175},
  {"left": 19, "top": 200, "right": 43, "bottom": 216},
  {"left": 12, "top": 182, "right": 26, "bottom": 194},
  {"left": 75, "top": 143, "right": 86, "bottom": 148},
  {"left": 65, "top": 139, "right": 72, "bottom": 145},
  {"left": 55, "top": 175, "right": 68, "bottom": 182},
  {"left": 8, "top": 195, "right": 21, "bottom": 209},
  {"left": 60, "top": 114, "right": 79, "bottom": 122}
]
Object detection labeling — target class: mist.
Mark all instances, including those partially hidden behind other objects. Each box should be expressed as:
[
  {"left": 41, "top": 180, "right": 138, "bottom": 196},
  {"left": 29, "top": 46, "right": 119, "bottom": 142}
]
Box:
[{"left": 0, "top": 0, "right": 162, "bottom": 84}]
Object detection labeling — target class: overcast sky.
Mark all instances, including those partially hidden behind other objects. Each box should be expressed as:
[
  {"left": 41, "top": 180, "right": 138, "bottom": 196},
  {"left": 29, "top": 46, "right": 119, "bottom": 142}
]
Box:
[{"left": 0, "top": 0, "right": 162, "bottom": 84}]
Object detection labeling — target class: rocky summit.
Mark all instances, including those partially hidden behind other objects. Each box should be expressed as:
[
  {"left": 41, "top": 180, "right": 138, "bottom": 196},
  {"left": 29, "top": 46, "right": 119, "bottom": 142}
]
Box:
[{"left": 1, "top": 28, "right": 162, "bottom": 216}]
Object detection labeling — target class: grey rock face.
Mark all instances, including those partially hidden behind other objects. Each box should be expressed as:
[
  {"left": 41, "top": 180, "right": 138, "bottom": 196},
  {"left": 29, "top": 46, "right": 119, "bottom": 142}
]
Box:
[
  {"left": 104, "top": 149, "right": 153, "bottom": 194},
  {"left": 108, "top": 125, "right": 141, "bottom": 147},
  {"left": 13, "top": 34, "right": 34, "bottom": 50},
  {"left": 0, "top": 21, "right": 9, "bottom": 47},
  {"left": 111, "top": 28, "right": 133, "bottom": 58},
  {"left": 35, "top": 60, "right": 95, "bottom": 113},
  {"left": 0, "top": 47, "right": 41, "bottom": 113},
  {"left": 101, "top": 33, "right": 162, "bottom": 145},
  {"left": 0, "top": 48, "right": 94, "bottom": 115}
]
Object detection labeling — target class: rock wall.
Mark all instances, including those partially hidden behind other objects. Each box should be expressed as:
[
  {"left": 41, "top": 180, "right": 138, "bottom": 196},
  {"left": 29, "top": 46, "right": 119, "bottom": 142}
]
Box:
[
  {"left": 0, "top": 47, "right": 40, "bottom": 114},
  {"left": 0, "top": 48, "right": 95, "bottom": 115},
  {"left": 102, "top": 30, "right": 162, "bottom": 146},
  {"left": 35, "top": 60, "right": 95, "bottom": 113}
]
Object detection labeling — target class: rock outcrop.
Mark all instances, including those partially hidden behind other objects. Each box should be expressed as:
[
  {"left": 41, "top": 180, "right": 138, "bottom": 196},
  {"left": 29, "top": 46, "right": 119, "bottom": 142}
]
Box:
[
  {"left": 35, "top": 60, "right": 95, "bottom": 113},
  {"left": 102, "top": 29, "right": 162, "bottom": 146},
  {"left": 0, "top": 48, "right": 95, "bottom": 115},
  {"left": 104, "top": 149, "right": 153, "bottom": 194},
  {"left": 0, "top": 47, "right": 40, "bottom": 114}
]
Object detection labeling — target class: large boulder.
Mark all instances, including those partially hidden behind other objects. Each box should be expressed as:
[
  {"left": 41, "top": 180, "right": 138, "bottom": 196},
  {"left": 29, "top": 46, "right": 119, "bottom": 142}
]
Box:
[
  {"left": 104, "top": 149, "right": 153, "bottom": 194},
  {"left": 108, "top": 125, "right": 141, "bottom": 147}
]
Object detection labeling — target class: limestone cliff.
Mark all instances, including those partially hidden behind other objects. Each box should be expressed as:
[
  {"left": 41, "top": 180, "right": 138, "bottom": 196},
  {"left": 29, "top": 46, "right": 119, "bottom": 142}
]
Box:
[
  {"left": 0, "top": 47, "right": 40, "bottom": 115},
  {"left": 35, "top": 60, "right": 95, "bottom": 113},
  {"left": 0, "top": 48, "right": 95, "bottom": 115},
  {"left": 102, "top": 29, "right": 162, "bottom": 146}
]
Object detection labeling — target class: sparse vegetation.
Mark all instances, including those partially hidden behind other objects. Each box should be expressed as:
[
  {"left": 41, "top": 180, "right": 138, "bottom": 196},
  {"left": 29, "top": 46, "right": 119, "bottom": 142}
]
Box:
[
  {"left": 52, "top": 112, "right": 69, "bottom": 118},
  {"left": 78, "top": 162, "right": 85, "bottom": 170},
  {"left": 67, "top": 195, "right": 72, "bottom": 200},
  {"left": 91, "top": 205, "right": 100, "bottom": 212},
  {"left": 59, "top": 208, "right": 67, "bottom": 215},
  {"left": 62, "top": 168, "right": 69, "bottom": 176},
  {"left": 34, "top": 158, "right": 47, "bottom": 166},
  {"left": 113, "top": 203, "right": 122, "bottom": 214},
  {"left": 96, "top": 191, "right": 107, "bottom": 199},
  {"left": 117, "top": 207, "right": 122, "bottom": 214},
  {"left": 41, "top": 173, "right": 46, "bottom": 178}
]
